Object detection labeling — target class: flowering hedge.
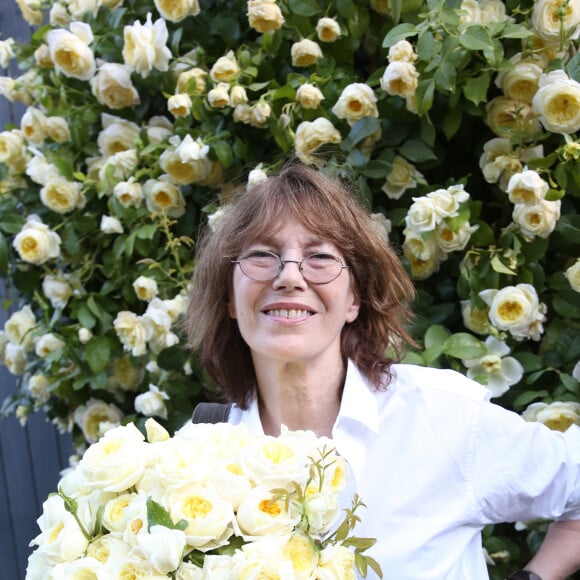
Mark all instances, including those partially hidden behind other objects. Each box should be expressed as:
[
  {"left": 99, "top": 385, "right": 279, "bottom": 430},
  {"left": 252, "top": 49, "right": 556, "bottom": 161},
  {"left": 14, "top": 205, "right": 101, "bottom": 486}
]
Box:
[{"left": 0, "top": 0, "right": 579, "bottom": 574}]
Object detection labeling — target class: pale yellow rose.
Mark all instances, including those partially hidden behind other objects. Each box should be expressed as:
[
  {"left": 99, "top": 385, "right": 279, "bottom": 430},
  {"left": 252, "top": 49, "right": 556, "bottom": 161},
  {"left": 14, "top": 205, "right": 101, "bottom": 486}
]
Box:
[
  {"left": 143, "top": 176, "right": 186, "bottom": 217},
  {"left": 434, "top": 222, "right": 478, "bottom": 253},
  {"left": 403, "top": 231, "right": 444, "bottom": 279},
  {"left": 133, "top": 275, "right": 159, "bottom": 301},
  {"left": 159, "top": 151, "right": 211, "bottom": 185},
  {"left": 45, "top": 116, "right": 71, "bottom": 143},
  {"left": 382, "top": 155, "right": 423, "bottom": 199},
  {"left": 0, "top": 38, "right": 15, "bottom": 69},
  {"left": 485, "top": 95, "right": 541, "bottom": 138},
  {"left": 480, "top": 0, "right": 511, "bottom": 24},
  {"left": 4, "top": 342, "right": 27, "bottom": 375},
  {"left": 49, "top": 2, "right": 70, "bottom": 27},
  {"left": 66, "top": 0, "right": 100, "bottom": 20},
  {"left": 78, "top": 328, "right": 93, "bottom": 344},
  {"left": 20, "top": 107, "right": 47, "bottom": 145},
  {"left": 368, "top": 212, "right": 392, "bottom": 242},
  {"left": 114, "top": 311, "right": 151, "bottom": 356},
  {"left": 146, "top": 115, "right": 173, "bottom": 143},
  {"left": 142, "top": 299, "right": 180, "bottom": 354},
  {"left": 98, "top": 113, "right": 140, "bottom": 157},
  {"left": 532, "top": 0, "right": 580, "bottom": 43},
  {"left": 145, "top": 417, "right": 170, "bottom": 443},
  {"left": 247, "top": 163, "right": 268, "bottom": 190},
  {"left": 294, "top": 117, "right": 342, "bottom": 165},
  {"left": 13, "top": 215, "right": 61, "bottom": 265},
  {"left": 233, "top": 103, "right": 253, "bottom": 123},
  {"left": 107, "top": 356, "right": 145, "bottom": 392},
  {"left": 459, "top": 0, "right": 481, "bottom": 27},
  {"left": 134, "top": 384, "right": 169, "bottom": 419},
  {"left": 229, "top": 85, "right": 248, "bottom": 106},
  {"left": 47, "top": 23, "right": 96, "bottom": 81},
  {"left": 565, "top": 258, "right": 580, "bottom": 292},
  {"left": 316, "top": 17, "right": 341, "bottom": 42},
  {"left": 40, "top": 179, "right": 85, "bottom": 214},
  {"left": 388, "top": 39, "right": 417, "bottom": 63},
  {"left": 42, "top": 273, "right": 74, "bottom": 308},
  {"left": 381, "top": 61, "right": 419, "bottom": 98},
  {"left": 25, "top": 155, "right": 59, "bottom": 186},
  {"left": 316, "top": 545, "right": 356, "bottom": 580},
  {"left": 16, "top": 0, "right": 43, "bottom": 25},
  {"left": 4, "top": 305, "right": 37, "bottom": 350},
  {"left": 331, "top": 82, "right": 378, "bottom": 124},
  {"left": 176, "top": 67, "right": 207, "bottom": 95},
  {"left": 175, "top": 561, "right": 204, "bottom": 579},
  {"left": 506, "top": 169, "right": 549, "bottom": 204},
  {"left": 210, "top": 50, "right": 240, "bottom": 82},
  {"left": 35, "top": 333, "right": 65, "bottom": 358},
  {"left": 168, "top": 92, "right": 192, "bottom": 117},
  {"left": 295, "top": 83, "right": 324, "bottom": 109},
  {"left": 208, "top": 82, "right": 230, "bottom": 108},
  {"left": 283, "top": 533, "right": 319, "bottom": 577},
  {"left": 101, "top": 492, "right": 147, "bottom": 533},
  {"left": 34, "top": 44, "right": 54, "bottom": 68},
  {"left": 154, "top": 0, "right": 200, "bottom": 22},
  {"left": 28, "top": 374, "right": 51, "bottom": 405},
  {"left": 137, "top": 526, "right": 187, "bottom": 574},
  {"left": 123, "top": 13, "right": 172, "bottom": 77},
  {"left": 247, "top": 0, "right": 285, "bottom": 33},
  {"left": 495, "top": 53, "right": 544, "bottom": 103},
  {"left": 291, "top": 39, "right": 323, "bottom": 67},
  {"left": 113, "top": 177, "right": 143, "bottom": 208},
  {"left": 249, "top": 101, "right": 272, "bottom": 126},
  {"left": 90, "top": 62, "right": 141, "bottom": 109},
  {"left": 98, "top": 149, "right": 139, "bottom": 183},
  {"left": 512, "top": 199, "right": 561, "bottom": 240},
  {"left": 100, "top": 215, "right": 124, "bottom": 234},
  {"left": 461, "top": 300, "right": 490, "bottom": 335},
  {"left": 532, "top": 70, "right": 580, "bottom": 134},
  {"left": 0, "top": 129, "right": 29, "bottom": 173},
  {"left": 523, "top": 401, "right": 580, "bottom": 431},
  {"left": 86, "top": 535, "right": 132, "bottom": 568},
  {"left": 405, "top": 196, "right": 439, "bottom": 232}
]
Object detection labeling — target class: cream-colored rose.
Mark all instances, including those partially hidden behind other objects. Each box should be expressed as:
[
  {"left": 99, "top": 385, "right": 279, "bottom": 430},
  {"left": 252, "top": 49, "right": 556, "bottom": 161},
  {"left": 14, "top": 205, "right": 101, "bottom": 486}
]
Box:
[
  {"left": 142, "top": 299, "right": 179, "bottom": 353},
  {"left": 388, "top": 39, "right": 417, "bottom": 63},
  {"left": 565, "top": 258, "right": 580, "bottom": 292},
  {"left": 247, "top": 163, "right": 268, "bottom": 190},
  {"left": 113, "top": 177, "right": 143, "bottom": 208},
  {"left": 435, "top": 222, "right": 478, "bottom": 253},
  {"left": 123, "top": 13, "right": 172, "bottom": 77},
  {"left": 458, "top": 0, "right": 481, "bottom": 27},
  {"left": 90, "top": 62, "right": 140, "bottom": 109},
  {"left": 461, "top": 300, "right": 490, "bottom": 335},
  {"left": 35, "top": 333, "right": 65, "bottom": 358},
  {"left": 67, "top": 0, "right": 100, "bottom": 20},
  {"left": 20, "top": 107, "right": 48, "bottom": 145},
  {"left": 100, "top": 215, "right": 124, "bottom": 234},
  {"left": 154, "top": 0, "right": 200, "bottom": 22},
  {"left": 532, "top": 70, "right": 580, "bottom": 134},
  {"left": 78, "top": 328, "right": 93, "bottom": 344},
  {"left": 145, "top": 417, "right": 170, "bottom": 443},
  {"left": 495, "top": 54, "right": 544, "bottom": 104},
  {"left": 208, "top": 82, "right": 230, "bottom": 108},
  {"left": 480, "top": 283, "right": 547, "bottom": 341},
  {"left": 532, "top": 0, "right": 580, "bottom": 43},
  {"left": 107, "top": 356, "right": 145, "bottom": 392},
  {"left": 81, "top": 423, "right": 147, "bottom": 491},
  {"left": 405, "top": 196, "right": 439, "bottom": 232},
  {"left": 143, "top": 176, "right": 186, "bottom": 217},
  {"left": 34, "top": 44, "right": 54, "bottom": 68},
  {"left": 331, "top": 82, "right": 378, "bottom": 124},
  {"left": 250, "top": 101, "right": 272, "bottom": 126},
  {"left": 45, "top": 116, "right": 71, "bottom": 143},
  {"left": 168, "top": 92, "right": 192, "bottom": 117},
  {"left": 233, "top": 103, "right": 253, "bottom": 123},
  {"left": 480, "top": 0, "right": 510, "bottom": 24},
  {"left": 29, "top": 495, "right": 89, "bottom": 562},
  {"left": 506, "top": 169, "right": 549, "bottom": 205},
  {"left": 98, "top": 149, "right": 139, "bottom": 183},
  {"left": 294, "top": 117, "right": 342, "bottom": 165},
  {"left": 486, "top": 95, "right": 542, "bottom": 138},
  {"left": 291, "top": 39, "right": 323, "bottom": 67},
  {"left": 229, "top": 85, "right": 248, "bottom": 106},
  {"left": 159, "top": 151, "right": 211, "bottom": 185},
  {"left": 134, "top": 384, "right": 169, "bottom": 419},
  {"left": 114, "top": 311, "right": 151, "bottom": 356},
  {"left": 381, "top": 61, "right": 419, "bottom": 98},
  {"left": 98, "top": 113, "right": 140, "bottom": 157},
  {"left": 133, "top": 275, "right": 158, "bottom": 301},
  {"left": 16, "top": 0, "right": 43, "bottom": 25},
  {"left": 28, "top": 374, "right": 51, "bottom": 405},
  {"left": 523, "top": 401, "right": 580, "bottom": 432},
  {"left": 210, "top": 50, "right": 240, "bottom": 82},
  {"left": 316, "top": 545, "right": 356, "bottom": 580},
  {"left": 247, "top": 0, "right": 285, "bottom": 33},
  {"left": 4, "top": 342, "right": 27, "bottom": 375},
  {"left": 40, "top": 179, "right": 85, "bottom": 214},
  {"left": 6, "top": 70, "right": 38, "bottom": 106},
  {"left": 49, "top": 2, "right": 70, "bottom": 27},
  {"left": 295, "top": 83, "right": 324, "bottom": 109},
  {"left": 101, "top": 492, "right": 147, "bottom": 535},
  {"left": 0, "top": 38, "right": 15, "bottom": 68},
  {"left": 176, "top": 67, "right": 207, "bottom": 95},
  {"left": 316, "top": 17, "right": 341, "bottom": 42},
  {"left": 0, "top": 129, "right": 29, "bottom": 173},
  {"left": 5, "top": 305, "right": 37, "bottom": 350},
  {"left": 403, "top": 230, "right": 444, "bottom": 279},
  {"left": 176, "top": 561, "right": 204, "bottom": 579},
  {"left": 513, "top": 199, "right": 561, "bottom": 240},
  {"left": 146, "top": 115, "right": 173, "bottom": 143},
  {"left": 25, "top": 155, "right": 59, "bottom": 186},
  {"left": 13, "top": 215, "right": 61, "bottom": 265},
  {"left": 47, "top": 23, "right": 96, "bottom": 81},
  {"left": 136, "top": 526, "right": 187, "bottom": 575},
  {"left": 382, "top": 155, "right": 423, "bottom": 199},
  {"left": 42, "top": 274, "right": 73, "bottom": 308}
]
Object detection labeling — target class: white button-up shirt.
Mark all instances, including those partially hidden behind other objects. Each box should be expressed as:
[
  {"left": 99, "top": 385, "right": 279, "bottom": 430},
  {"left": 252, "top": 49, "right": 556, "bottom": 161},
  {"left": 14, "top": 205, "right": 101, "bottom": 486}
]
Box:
[{"left": 228, "top": 361, "right": 580, "bottom": 579}]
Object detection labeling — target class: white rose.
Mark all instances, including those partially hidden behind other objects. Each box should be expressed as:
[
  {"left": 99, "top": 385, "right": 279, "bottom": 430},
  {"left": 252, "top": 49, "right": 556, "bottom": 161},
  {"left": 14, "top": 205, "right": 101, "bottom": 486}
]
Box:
[
  {"left": 143, "top": 176, "right": 186, "bottom": 217},
  {"left": 13, "top": 215, "right": 61, "bottom": 265},
  {"left": 458, "top": 0, "right": 481, "bottom": 27},
  {"left": 506, "top": 169, "right": 549, "bottom": 205},
  {"left": 294, "top": 117, "right": 342, "bottom": 165},
  {"left": 523, "top": 401, "right": 580, "bottom": 432},
  {"left": 0, "top": 38, "right": 15, "bottom": 69},
  {"left": 434, "top": 221, "right": 478, "bottom": 253},
  {"left": 331, "top": 83, "right": 378, "bottom": 124},
  {"left": 388, "top": 39, "right": 416, "bottom": 63},
  {"left": 247, "top": 0, "right": 285, "bottom": 33},
  {"left": 250, "top": 101, "right": 272, "bottom": 126},
  {"left": 42, "top": 274, "right": 73, "bottom": 308},
  {"left": 295, "top": 83, "right": 324, "bottom": 109},
  {"left": 20, "top": 107, "right": 48, "bottom": 145},
  {"left": 210, "top": 50, "right": 240, "bottom": 82},
  {"left": 73, "top": 398, "right": 124, "bottom": 444},
  {"left": 47, "top": 23, "right": 96, "bottom": 81},
  {"left": 25, "top": 550, "right": 55, "bottom": 580},
  {"left": 291, "top": 38, "right": 323, "bottom": 68},
  {"left": 486, "top": 95, "right": 541, "bottom": 138},
  {"left": 98, "top": 149, "right": 139, "bottom": 183},
  {"left": 49, "top": 2, "right": 70, "bottom": 26},
  {"left": 136, "top": 525, "right": 187, "bottom": 574},
  {"left": 247, "top": 163, "right": 268, "bottom": 190},
  {"left": 403, "top": 230, "right": 445, "bottom": 280},
  {"left": 316, "top": 544, "right": 356, "bottom": 580},
  {"left": 380, "top": 61, "right": 419, "bottom": 98},
  {"left": 147, "top": 115, "right": 174, "bottom": 143},
  {"left": 304, "top": 489, "right": 339, "bottom": 534},
  {"left": 100, "top": 215, "right": 124, "bottom": 234},
  {"left": 122, "top": 13, "right": 172, "bottom": 77},
  {"left": 495, "top": 53, "right": 544, "bottom": 103},
  {"left": 154, "top": 0, "right": 200, "bottom": 22},
  {"left": 168, "top": 92, "right": 193, "bottom": 117},
  {"left": 233, "top": 103, "right": 253, "bottom": 123},
  {"left": 145, "top": 417, "right": 170, "bottom": 443},
  {"left": 101, "top": 491, "right": 147, "bottom": 534},
  {"left": 28, "top": 374, "right": 51, "bottom": 404},
  {"left": 90, "top": 62, "right": 140, "bottom": 109},
  {"left": 316, "top": 17, "right": 341, "bottom": 42},
  {"left": 134, "top": 384, "right": 169, "bottom": 419},
  {"left": 29, "top": 495, "right": 89, "bottom": 562},
  {"left": 513, "top": 199, "right": 561, "bottom": 240},
  {"left": 5, "top": 304, "right": 37, "bottom": 350},
  {"left": 229, "top": 85, "right": 248, "bottom": 106},
  {"left": 163, "top": 294, "right": 188, "bottom": 322},
  {"left": 98, "top": 113, "right": 140, "bottom": 157},
  {"left": 381, "top": 155, "right": 422, "bottom": 199},
  {"left": 67, "top": 0, "right": 100, "bottom": 19},
  {"left": 461, "top": 301, "right": 490, "bottom": 335},
  {"left": 532, "top": 0, "right": 580, "bottom": 42},
  {"left": 78, "top": 327, "right": 93, "bottom": 344},
  {"left": 40, "top": 179, "right": 85, "bottom": 214},
  {"left": 177, "top": 67, "right": 207, "bottom": 95},
  {"left": 208, "top": 82, "right": 230, "bottom": 108},
  {"left": 368, "top": 212, "right": 392, "bottom": 242},
  {"left": 45, "top": 116, "right": 71, "bottom": 143},
  {"left": 480, "top": 0, "right": 510, "bottom": 24},
  {"left": 405, "top": 196, "right": 440, "bottom": 232},
  {"left": 52, "top": 557, "right": 103, "bottom": 579},
  {"left": 34, "top": 44, "right": 53, "bottom": 68},
  {"left": 175, "top": 561, "right": 204, "bottom": 579},
  {"left": 0, "top": 129, "right": 28, "bottom": 172},
  {"left": 26, "top": 154, "right": 61, "bottom": 186},
  {"left": 133, "top": 275, "right": 159, "bottom": 301},
  {"left": 114, "top": 311, "right": 151, "bottom": 356},
  {"left": 565, "top": 258, "right": 580, "bottom": 292},
  {"left": 4, "top": 342, "right": 27, "bottom": 375},
  {"left": 113, "top": 177, "right": 143, "bottom": 208},
  {"left": 532, "top": 70, "right": 580, "bottom": 134},
  {"left": 142, "top": 298, "right": 180, "bottom": 353},
  {"left": 80, "top": 423, "right": 147, "bottom": 491}
]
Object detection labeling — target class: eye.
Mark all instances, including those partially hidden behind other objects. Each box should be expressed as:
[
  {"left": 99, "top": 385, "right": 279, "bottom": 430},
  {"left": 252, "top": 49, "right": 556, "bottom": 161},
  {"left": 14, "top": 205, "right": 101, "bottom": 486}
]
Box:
[
  {"left": 242, "top": 250, "right": 279, "bottom": 267},
  {"left": 306, "top": 253, "right": 339, "bottom": 267}
]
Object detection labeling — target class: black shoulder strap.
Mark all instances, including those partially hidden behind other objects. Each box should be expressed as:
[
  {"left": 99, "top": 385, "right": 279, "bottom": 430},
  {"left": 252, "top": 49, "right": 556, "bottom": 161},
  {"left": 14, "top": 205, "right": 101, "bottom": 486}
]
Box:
[{"left": 191, "top": 402, "right": 232, "bottom": 424}]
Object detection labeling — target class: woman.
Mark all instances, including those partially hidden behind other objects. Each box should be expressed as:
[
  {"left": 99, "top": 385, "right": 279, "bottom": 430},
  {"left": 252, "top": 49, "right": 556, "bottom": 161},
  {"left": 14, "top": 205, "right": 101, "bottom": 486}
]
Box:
[{"left": 183, "top": 164, "right": 580, "bottom": 579}]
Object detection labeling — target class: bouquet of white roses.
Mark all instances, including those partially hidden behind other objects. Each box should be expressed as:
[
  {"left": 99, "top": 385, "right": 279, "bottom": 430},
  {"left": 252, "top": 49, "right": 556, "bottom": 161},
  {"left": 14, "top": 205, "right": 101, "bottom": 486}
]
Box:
[{"left": 25, "top": 419, "right": 381, "bottom": 579}]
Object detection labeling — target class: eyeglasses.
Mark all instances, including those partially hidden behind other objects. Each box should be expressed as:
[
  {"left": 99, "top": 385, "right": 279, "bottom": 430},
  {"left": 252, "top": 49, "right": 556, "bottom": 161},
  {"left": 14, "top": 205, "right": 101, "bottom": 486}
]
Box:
[{"left": 232, "top": 250, "right": 349, "bottom": 284}]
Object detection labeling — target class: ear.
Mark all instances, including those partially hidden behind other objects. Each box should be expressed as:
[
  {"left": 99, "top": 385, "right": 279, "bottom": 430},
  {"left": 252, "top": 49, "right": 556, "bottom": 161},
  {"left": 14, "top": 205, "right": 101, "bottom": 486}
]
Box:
[
  {"left": 227, "top": 300, "right": 237, "bottom": 319},
  {"left": 345, "top": 287, "right": 360, "bottom": 323}
]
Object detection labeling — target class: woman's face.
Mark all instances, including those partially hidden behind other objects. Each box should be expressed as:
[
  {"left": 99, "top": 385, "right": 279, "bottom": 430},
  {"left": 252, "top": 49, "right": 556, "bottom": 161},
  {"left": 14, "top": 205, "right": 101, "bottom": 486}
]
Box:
[{"left": 228, "top": 218, "right": 360, "bottom": 368}]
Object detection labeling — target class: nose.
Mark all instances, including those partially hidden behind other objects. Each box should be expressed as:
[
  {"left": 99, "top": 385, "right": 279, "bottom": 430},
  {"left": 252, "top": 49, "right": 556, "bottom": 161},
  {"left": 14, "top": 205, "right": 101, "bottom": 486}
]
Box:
[{"left": 272, "top": 259, "right": 307, "bottom": 290}]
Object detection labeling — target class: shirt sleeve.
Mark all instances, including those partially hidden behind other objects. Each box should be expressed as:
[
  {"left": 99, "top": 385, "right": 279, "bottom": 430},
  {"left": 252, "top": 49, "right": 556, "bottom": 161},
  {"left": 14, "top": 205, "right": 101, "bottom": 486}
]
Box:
[{"left": 471, "top": 400, "right": 580, "bottom": 524}]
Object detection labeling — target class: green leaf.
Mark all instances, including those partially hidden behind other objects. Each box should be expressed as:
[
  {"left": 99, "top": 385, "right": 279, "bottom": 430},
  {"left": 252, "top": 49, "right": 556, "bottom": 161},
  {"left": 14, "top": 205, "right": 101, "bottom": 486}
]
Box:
[
  {"left": 501, "top": 23, "right": 534, "bottom": 39},
  {"left": 414, "top": 79, "right": 435, "bottom": 115},
  {"left": 0, "top": 231, "right": 8, "bottom": 275},
  {"left": 77, "top": 303, "right": 97, "bottom": 330},
  {"left": 288, "top": 0, "right": 321, "bottom": 17},
  {"left": 390, "top": 0, "right": 402, "bottom": 23},
  {"left": 567, "top": 52, "right": 580, "bottom": 83},
  {"left": 444, "top": 333, "right": 486, "bottom": 359},
  {"left": 400, "top": 137, "right": 436, "bottom": 162},
  {"left": 336, "top": 0, "right": 356, "bottom": 19},
  {"left": 463, "top": 73, "right": 491, "bottom": 106},
  {"left": 514, "top": 390, "right": 549, "bottom": 408},
  {"left": 348, "top": 5, "right": 370, "bottom": 40},
  {"left": 0, "top": 213, "right": 25, "bottom": 234},
  {"left": 341, "top": 117, "right": 381, "bottom": 150},
  {"left": 459, "top": 25, "right": 493, "bottom": 51},
  {"left": 86, "top": 336, "right": 111, "bottom": 374},
  {"left": 490, "top": 255, "right": 516, "bottom": 275},
  {"left": 146, "top": 498, "right": 188, "bottom": 531},
  {"left": 212, "top": 141, "right": 234, "bottom": 169},
  {"left": 382, "top": 23, "right": 418, "bottom": 48},
  {"left": 424, "top": 324, "right": 451, "bottom": 349}
]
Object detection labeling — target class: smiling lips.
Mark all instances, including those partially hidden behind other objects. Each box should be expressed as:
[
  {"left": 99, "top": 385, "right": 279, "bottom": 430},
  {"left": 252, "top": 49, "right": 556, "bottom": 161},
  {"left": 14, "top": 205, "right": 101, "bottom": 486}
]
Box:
[{"left": 264, "top": 308, "right": 313, "bottom": 319}]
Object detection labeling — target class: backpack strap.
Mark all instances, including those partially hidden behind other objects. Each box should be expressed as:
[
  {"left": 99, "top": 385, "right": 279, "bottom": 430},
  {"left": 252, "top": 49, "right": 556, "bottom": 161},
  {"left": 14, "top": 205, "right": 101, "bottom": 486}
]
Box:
[{"left": 191, "top": 402, "right": 232, "bottom": 424}]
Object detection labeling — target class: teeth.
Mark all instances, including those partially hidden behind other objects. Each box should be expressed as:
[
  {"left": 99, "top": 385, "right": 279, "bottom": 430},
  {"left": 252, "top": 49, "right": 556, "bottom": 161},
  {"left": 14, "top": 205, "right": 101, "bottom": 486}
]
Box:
[{"left": 267, "top": 309, "right": 311, "bottom": 318}]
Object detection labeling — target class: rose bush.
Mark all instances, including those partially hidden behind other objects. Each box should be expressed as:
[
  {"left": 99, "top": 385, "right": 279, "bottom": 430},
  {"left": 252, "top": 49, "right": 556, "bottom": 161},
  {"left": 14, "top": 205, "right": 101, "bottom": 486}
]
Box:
[{"left": 0, "top": 0, "right": 579, "bottom": 575}]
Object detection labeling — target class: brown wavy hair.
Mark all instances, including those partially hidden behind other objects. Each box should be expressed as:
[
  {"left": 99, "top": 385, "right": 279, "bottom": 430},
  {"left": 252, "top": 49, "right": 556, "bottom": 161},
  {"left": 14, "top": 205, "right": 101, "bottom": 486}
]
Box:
[{"left": 184, "top": 163, "right": 416, "bottom": 407}]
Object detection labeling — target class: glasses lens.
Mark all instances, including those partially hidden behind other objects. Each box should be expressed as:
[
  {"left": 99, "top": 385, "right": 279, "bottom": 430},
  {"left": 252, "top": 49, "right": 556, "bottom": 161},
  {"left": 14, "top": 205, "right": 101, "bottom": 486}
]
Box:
[
  {"left": 239, "top": 251, "right": 280, "bottom": 281},
  {"left": 302, "top": 253, "right": 343, "bottom": 283}
]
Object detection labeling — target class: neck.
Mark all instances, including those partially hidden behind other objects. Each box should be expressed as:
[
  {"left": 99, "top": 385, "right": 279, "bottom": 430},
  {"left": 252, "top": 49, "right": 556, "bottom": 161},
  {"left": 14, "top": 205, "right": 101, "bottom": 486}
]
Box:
[{"left": 254, "top": 357, "right": 347, "bottom": 438}]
